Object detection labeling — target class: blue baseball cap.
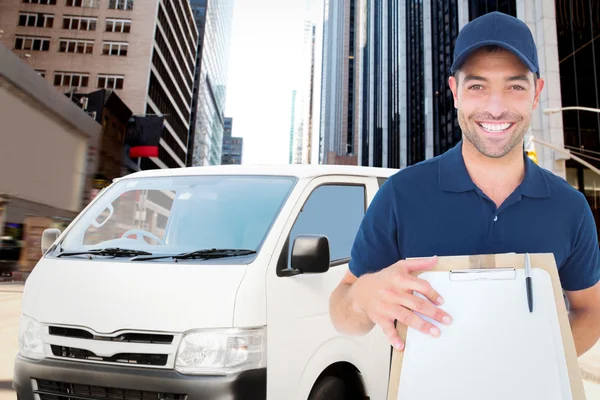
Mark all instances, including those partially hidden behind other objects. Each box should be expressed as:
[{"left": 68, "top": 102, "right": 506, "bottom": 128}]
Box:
[{"left": 450, "top": 11, "right": 540, "bottom": 78}]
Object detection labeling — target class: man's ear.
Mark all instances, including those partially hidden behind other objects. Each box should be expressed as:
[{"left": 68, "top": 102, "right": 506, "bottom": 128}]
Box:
[
  {"left": 448, "top": 75, "right": 459, "bottom": 109},
  {"left": 532, "top": 77, "right": 545, "bottom": 110}
]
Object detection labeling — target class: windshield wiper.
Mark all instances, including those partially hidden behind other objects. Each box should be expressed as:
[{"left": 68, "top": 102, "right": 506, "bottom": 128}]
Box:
[
  {"left": 130, "top": 248, "right": 257, "bottom": 262},
  {"left": 57, "top": 248, "right": 153, "bottom": 258}
]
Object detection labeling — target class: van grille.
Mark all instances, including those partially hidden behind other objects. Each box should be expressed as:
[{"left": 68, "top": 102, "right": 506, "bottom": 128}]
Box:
[
  {"left": 49, "top": 327, "right": 174, "bottom": 344},
  {"left": 34, "top": 379, "right": 187, "bottom": 400},
  {"left": 51, "top": 345, "right": 168, "bottom": 366}
]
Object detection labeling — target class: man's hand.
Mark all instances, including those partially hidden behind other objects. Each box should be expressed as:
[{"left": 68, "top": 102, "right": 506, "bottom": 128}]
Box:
[{"left": 348, "top": 256, "right": 452, "bottom": 350}]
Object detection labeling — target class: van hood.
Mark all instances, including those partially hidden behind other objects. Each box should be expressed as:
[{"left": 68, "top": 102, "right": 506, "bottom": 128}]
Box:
[{"left": 21, "top": 258, "right": 248, "bottom": 333}]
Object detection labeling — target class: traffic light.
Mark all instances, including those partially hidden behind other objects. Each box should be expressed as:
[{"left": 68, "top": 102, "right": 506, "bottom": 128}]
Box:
[{"left": 525, "top": 135, "right": 538, "bottom": 164}]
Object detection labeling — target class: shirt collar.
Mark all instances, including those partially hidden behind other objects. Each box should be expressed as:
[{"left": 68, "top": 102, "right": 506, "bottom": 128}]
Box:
[{"left": 438, "top": 140, "right": 550, "bottom": 198}]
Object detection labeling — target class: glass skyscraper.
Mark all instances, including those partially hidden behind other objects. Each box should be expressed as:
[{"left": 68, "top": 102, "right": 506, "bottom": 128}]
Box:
[
  {"left": 221, "top": 117, "right": 243, "bottom": 164},
  {"left": 319, "top": 0, "right": 359, "bottom": 165},
  {"left": 322, "top": 0, "right": 600, "bottom": 240},
  {"left": 355, "top": 0, "right": 517, "bottom": 168},
  {"left": 188, "top": 0, "right": 234, "bottom": 166}
]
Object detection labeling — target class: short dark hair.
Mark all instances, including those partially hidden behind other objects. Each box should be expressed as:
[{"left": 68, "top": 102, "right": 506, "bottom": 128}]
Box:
[{"left": 452, "top": 45, "right": 537, "bottom": 89}]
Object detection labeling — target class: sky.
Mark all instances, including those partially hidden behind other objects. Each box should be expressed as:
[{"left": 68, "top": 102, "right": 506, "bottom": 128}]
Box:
[{"left": 224, "top": 0, "right": 324, "bottom": 165}]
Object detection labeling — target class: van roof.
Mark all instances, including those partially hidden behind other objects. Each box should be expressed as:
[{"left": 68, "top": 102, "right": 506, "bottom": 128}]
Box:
[{"left": 116, "top": 164, "right": 399, "bottom": 181}]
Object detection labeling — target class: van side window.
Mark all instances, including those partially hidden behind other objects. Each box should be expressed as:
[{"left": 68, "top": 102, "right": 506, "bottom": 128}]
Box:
[{"left": 287, "top": 184, "right": 365, "bottom": 266}]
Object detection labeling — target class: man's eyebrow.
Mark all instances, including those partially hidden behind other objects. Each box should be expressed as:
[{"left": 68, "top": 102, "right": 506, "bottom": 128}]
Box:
[
  {"left": 463, "top": 75, "right": 488, "bottom": 83},
  {"left": 506, "top": 75, "right": 531, "bottom": 83}
]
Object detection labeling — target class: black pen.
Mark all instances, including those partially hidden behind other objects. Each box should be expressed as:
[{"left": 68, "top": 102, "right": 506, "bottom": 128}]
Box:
[{"left": 525, "top": 253, "right": 533, "bottom": 313}]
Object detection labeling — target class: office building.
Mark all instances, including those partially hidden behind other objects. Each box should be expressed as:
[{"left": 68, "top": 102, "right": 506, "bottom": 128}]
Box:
[
  {"left": 0, "top": 0, "right": 198, "bottom": 170},
  {"left": 188, "top": 0, "right": 235, "bottom": 166},
  {"left": 289, "top": 90, "right": 297, "bottom": 164},
  {"left": 354, "top": 0, "right": 563, "bottom": 173},
  {"left": 290, "top": 22, "right": 318, "bottom": 165},
  {"left": 345, "top": 0, "right": 600, "bottom": 233},
  {"left": 319, "top": 0, "right": 359, "bottom": 165},
  {"left": 221, "top": 117, "right": 243, "bottom": 165}
]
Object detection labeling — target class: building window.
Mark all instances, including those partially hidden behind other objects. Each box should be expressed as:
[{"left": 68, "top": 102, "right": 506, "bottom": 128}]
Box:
[
  {"left": 406, "top": 0, "right": 426, "bottom": 165},
  {"left": 65, "top": 0, "right": 98, "bottom": 7},
  {"left": 62, "top": 16, "right": 97, "bottom": 31},
  {"left": 106, "top": 18, "right": 131, "bottom": 33},
  {"left": 469, "top": 0, "right": 516, "bottom": 20},
  {"left": 59, "top": 39, "right": 94, "bottom": 54},
  {"left": 53, "top": 72, "right": 89, "bottom": 87},
  {"left": 35, "top": 69, "right": 46, "bottom": 77},
  {"left": 97, "top": 74, "right": 124, "bottom": 89},
  {"left": 22, "top": 0, "right": 56, "bottom": 4},
  {"left": 372, "top": 0, "right": 383, "bottom": 167},
  {"left": 18, "top": 13, "right": 54, "bottom": 28},
  {"left": 102, "top": 41, "right": 128, "bottom": 56},
  {"left": 431, "top": 0, "right": 460, "bottom": 156},
  {"left": 108, "top": 0, "right": 134, "bottom": 10},
  {"left": 387, "top": 0, "right": 401, "bottom": 168},
  {"left": 14, "top": 36, "right": 50, "bottom": 51}
]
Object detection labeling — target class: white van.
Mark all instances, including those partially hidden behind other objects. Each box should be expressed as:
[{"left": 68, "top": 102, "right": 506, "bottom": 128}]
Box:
[{"left": 14, "top": 164, "right": 398, "bottom": 400}]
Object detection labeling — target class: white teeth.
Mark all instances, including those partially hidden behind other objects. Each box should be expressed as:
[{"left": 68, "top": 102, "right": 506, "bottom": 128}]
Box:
[{"left": 480, "top": 122, "right": 512, "bottom": 132}]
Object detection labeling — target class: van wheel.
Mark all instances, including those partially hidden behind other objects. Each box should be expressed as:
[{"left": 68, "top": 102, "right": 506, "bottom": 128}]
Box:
[{"left": 308, "top": 376, "right": 346, "bottom": 400}]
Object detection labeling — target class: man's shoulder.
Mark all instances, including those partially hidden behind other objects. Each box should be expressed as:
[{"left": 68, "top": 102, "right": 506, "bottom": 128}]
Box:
[
  {"left": 540, "top": 167, "right": 588, "bottom": 206},
  {"left": 388, "top": 155, "right": 441, "bottom": 186}
]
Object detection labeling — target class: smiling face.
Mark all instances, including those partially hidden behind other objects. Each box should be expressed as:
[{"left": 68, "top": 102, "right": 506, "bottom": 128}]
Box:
[{"left": 449, "top": 46, "right": 544, "bottom": 159}]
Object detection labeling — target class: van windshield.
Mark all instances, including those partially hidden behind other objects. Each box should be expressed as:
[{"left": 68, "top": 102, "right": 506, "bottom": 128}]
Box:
[{"left": 55, "top": 175, "right": 297, "bottom": 258}]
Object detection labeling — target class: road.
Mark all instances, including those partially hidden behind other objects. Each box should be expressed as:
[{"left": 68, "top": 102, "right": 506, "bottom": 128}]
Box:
[
  {"left": 1, "top": 283, "right": 600, "bottom": 398},
  {"left": 0, "top": 283, "right": 21, "bottom": 400}
]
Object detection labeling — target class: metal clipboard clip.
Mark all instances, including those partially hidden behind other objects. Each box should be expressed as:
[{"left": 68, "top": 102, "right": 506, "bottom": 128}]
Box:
[{"left": 449, "top": 268, "right": 517, "bottom": 281}]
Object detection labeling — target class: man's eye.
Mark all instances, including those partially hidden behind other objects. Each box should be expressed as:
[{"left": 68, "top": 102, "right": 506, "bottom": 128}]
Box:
[
  {"left": 469, "top": 85, "right": 483, "bottom": 90},
  {"left": 511, "top": 85, "right": 526, "bottom": 91}
]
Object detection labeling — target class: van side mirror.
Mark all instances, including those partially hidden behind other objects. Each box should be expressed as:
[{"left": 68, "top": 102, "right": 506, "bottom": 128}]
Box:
[
  {"left": 41, "top": 228, "right": 61, "bottom": 254},
  {"left": 280, "top": 235, "right": 330, "bottom": 277}
]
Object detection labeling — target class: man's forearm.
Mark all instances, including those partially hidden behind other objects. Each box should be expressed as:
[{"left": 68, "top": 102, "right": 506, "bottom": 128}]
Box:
[
  {"left": 569, "top": 308, "right": 600, "bottom": 357},
  {"left": 329, "top": 282, "right": 375, "bottom": 335}
]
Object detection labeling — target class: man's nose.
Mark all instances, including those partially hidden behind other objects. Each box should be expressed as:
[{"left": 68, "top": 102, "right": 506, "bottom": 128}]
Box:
[{"left": 484, "top": 92, "right": 509, "bottom": 118}]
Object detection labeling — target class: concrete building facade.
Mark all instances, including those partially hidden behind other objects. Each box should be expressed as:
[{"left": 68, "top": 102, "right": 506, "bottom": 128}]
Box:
[
  {"left": 0, "top": 0, "right": 198, "bottom": 170},
  {"left": 0, "top": 42, "right": 101, "bottom": 240}
]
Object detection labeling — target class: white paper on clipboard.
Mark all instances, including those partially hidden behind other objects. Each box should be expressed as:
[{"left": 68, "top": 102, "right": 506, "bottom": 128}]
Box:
[{"left": 395, "top": 268, "right": 572, "bottom": 400}]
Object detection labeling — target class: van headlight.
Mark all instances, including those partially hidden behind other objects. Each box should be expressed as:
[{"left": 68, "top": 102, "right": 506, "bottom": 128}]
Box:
[
  {"left": 18, "top": 315, "right": 45, "bottom": 360},
  {"left": 175, "top": 327, "right": 266, "bottom": 375}
]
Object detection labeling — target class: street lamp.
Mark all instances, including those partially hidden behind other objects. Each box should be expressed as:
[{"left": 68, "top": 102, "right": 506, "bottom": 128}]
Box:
[
  {"left": 538, "top": 106, "right": 600, "bottom": 177},
  {"left": 543, "top": 106, "right": 600, "bottom": 115}
]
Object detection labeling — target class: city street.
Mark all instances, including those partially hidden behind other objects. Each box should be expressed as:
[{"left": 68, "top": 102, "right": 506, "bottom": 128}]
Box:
[
  {"left": 0, "top": 283, "right": 21, "bottom": 400},
  {"left": 1, "top": 282, "right": 600, "bottom": 398}
]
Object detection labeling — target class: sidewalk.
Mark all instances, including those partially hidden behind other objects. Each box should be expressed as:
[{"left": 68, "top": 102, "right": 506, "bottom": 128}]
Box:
[{"left": 0, "top": 283, "right": 21, "bottom": 400}]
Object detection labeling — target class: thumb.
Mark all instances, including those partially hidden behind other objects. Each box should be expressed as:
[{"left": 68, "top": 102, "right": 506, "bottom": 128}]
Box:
[{"left": 401, "top": 255, "right": 438, "bottom": 273}]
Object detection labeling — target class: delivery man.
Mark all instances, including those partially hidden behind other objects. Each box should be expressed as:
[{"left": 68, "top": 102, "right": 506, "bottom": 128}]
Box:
[{"left": 329, "top": 11, "right": 600, "bottom": 357}]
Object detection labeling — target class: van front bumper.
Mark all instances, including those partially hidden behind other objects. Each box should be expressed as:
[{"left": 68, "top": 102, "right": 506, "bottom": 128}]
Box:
[{"left": 13, "top": 355, "right": 266, "bottom": 400}]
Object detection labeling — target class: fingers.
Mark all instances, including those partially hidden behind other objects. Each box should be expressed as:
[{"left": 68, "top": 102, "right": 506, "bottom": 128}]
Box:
[
  {"left": 377, "top": 317, "right": 405, "bottom": 351},
  {"left": 402, "top": 275, "right": 445, "bottom": 306},
  {"left": 380, "top": 287, "right": 451, "bottom": 327},
  {"left": 400, "top": 256, "right": 438, "bottom": 273},
  {"left": 395, "top": 305, "right": 441, "bottom": 338},
  {"left": 384, "top": 303, "right": 442, "bottom": 339},
  {"left": 396, "top": 291, "right": 452, "bottom": 326}
]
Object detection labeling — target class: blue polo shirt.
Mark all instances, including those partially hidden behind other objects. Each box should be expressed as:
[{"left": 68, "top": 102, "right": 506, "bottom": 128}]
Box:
[{"left": 349, "top": 141, "right": 600, "bottom": 291}]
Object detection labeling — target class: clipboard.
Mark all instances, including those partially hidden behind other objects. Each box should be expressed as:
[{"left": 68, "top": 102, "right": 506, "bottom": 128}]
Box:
[{"left": 386, "top": 252, "right": 586, "bottom": 400}]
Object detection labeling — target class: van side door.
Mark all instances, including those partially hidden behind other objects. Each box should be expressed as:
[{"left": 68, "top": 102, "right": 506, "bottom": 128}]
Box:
[{"left": 265, "top": 174, "right": 390, "bottom": 400}]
